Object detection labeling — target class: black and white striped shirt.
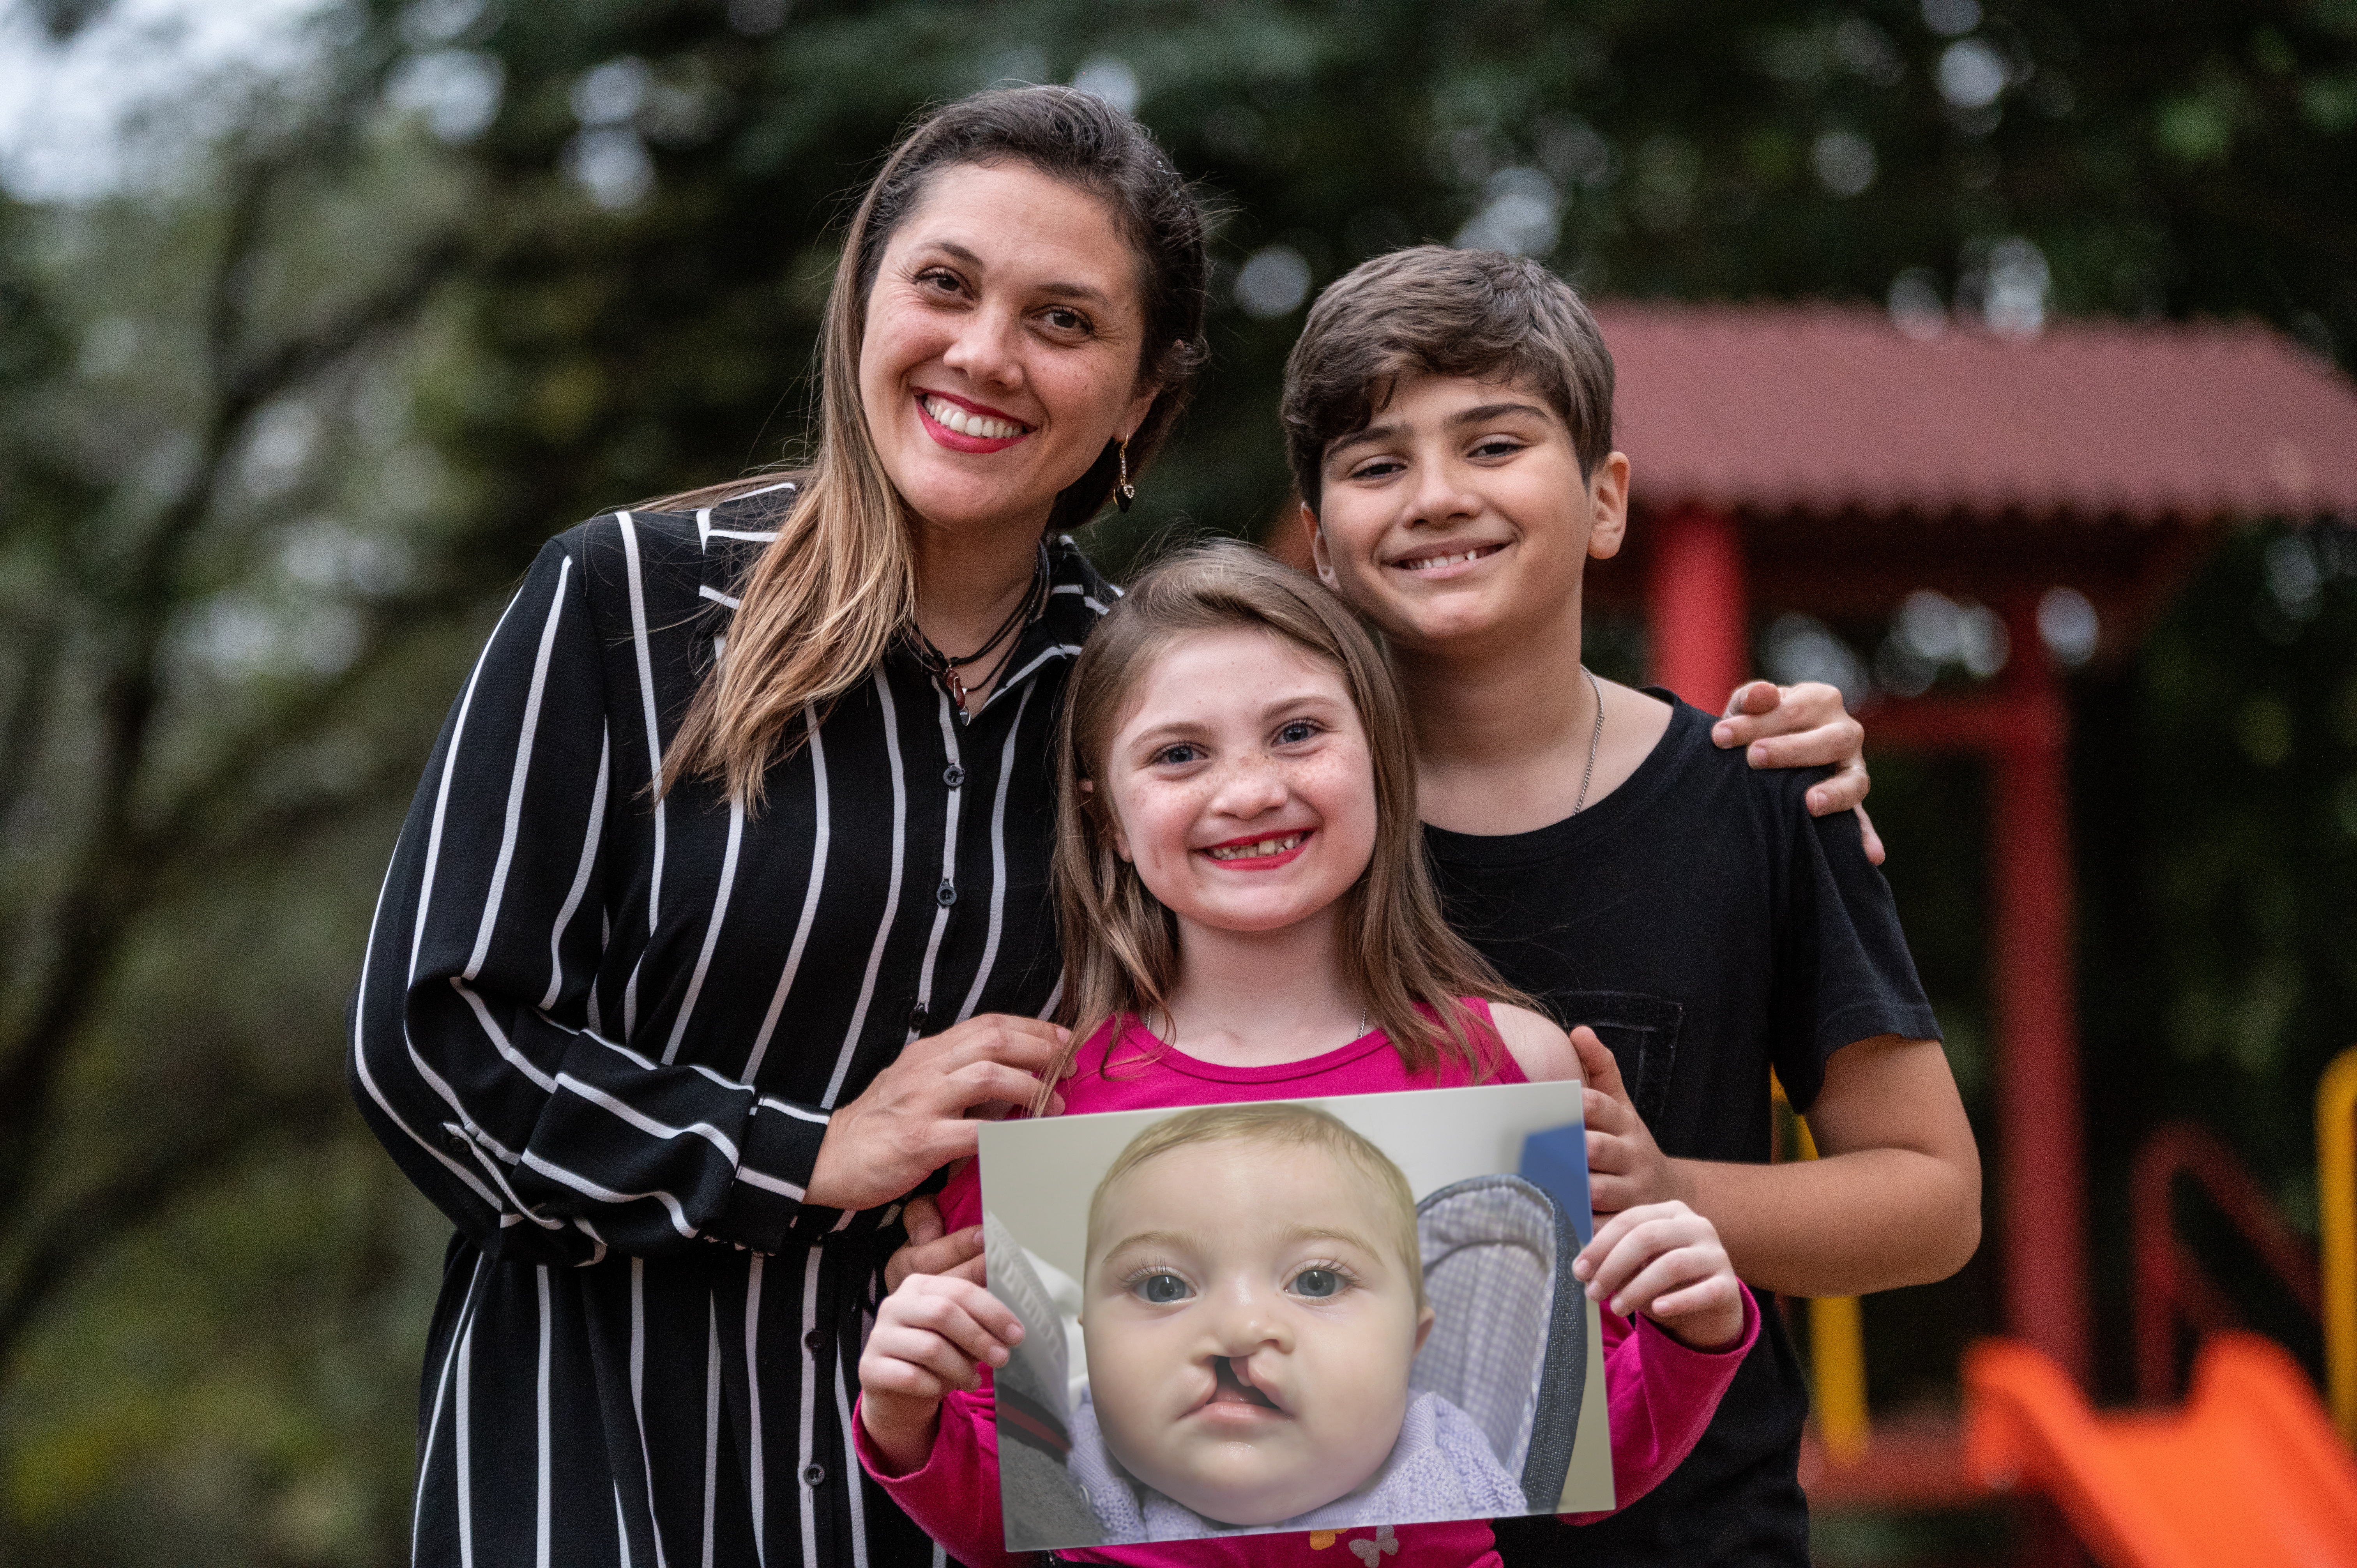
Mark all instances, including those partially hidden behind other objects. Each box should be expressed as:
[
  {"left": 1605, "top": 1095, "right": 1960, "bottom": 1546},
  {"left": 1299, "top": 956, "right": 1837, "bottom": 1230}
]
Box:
[{"left": 348, "top": 486, "right": 1111, "bottom": 1567}]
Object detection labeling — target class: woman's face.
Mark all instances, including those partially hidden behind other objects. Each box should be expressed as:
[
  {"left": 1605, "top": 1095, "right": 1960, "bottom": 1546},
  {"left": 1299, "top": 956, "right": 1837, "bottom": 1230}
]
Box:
[{"left": 858, "top": 161, "right": 1160, "bottom": 540}]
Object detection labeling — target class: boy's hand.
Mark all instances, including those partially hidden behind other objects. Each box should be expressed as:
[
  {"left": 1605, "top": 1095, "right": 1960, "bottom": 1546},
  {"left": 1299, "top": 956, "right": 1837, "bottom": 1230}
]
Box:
[
  {"left": 1572, "top": 1201, "right": 1747, "bottom": 1353},
  {"left": 858, "top": 1274, "right": 1025, "bottom": 1473},
  {"left": 1571, "top": 1026, "right": 1682, "bottom": 1215},
  {"left": 885, "top": 1195, "right": 986, "bottom": 1292},
  {"left": 1712, "top": 680, "right": 1884, "bottom": 865}
]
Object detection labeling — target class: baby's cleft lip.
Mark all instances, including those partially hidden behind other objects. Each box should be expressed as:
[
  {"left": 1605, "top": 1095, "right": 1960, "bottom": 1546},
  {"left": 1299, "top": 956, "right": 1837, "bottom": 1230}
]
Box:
[{"left": 1191, "top": 1355, "right": 1284, "bottom": 1419}]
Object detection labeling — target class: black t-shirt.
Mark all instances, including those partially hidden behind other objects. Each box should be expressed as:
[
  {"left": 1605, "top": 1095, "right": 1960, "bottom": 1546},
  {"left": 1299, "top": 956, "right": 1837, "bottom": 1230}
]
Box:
[{"left": 1429, "top": 697, "right": 1939, "bottom": 1568}]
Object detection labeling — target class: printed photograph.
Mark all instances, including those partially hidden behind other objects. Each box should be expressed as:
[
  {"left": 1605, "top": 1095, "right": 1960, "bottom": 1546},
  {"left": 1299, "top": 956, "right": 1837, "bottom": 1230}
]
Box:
[{"left": 975, "top": 1082, "right": 1611, "bottom": 1551}]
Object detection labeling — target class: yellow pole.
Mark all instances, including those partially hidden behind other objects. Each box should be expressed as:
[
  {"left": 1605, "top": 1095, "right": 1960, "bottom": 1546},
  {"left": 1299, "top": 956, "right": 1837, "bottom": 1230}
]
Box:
[
  {"left": 1790, "top": 1111, "right": 1871, "bottom": 1464},
  {"left": 2320, "top": 1046, "right": 2357, "bottom": 1445}
]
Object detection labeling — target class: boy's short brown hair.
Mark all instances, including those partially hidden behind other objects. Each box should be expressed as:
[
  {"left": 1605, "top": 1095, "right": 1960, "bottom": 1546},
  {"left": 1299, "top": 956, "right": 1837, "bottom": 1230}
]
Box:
[{"left": 1281, "top": 245, "right": 1616, "bottom": 512}]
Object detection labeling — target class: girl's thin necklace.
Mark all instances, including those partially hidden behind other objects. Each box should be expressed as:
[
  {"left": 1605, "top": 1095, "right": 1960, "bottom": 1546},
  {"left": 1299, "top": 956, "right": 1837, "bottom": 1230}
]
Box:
[
  {"left": 1157, "top": 1005, "right": 1368, "bottom": 1055},
  {"left": 914, "top": 542, "right": 1047, "bottom": 715},
  {"left": 1572, "top": 666, "right": 1605, "bottom": 814}
]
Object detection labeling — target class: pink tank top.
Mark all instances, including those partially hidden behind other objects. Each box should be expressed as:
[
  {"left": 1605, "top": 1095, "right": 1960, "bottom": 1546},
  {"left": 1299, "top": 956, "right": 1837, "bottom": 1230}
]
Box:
[{"left": 937, "top": 1001, "right": 1524, "bottom": 1229}]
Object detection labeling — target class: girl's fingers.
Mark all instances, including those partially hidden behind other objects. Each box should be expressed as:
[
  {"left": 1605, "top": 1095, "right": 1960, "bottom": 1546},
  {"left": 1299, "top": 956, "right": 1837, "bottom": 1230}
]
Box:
[
  {"left": 1575, "top": 1203, "right": 1671, "bottom": 1277},
  {"left": 1646, "top": 1274, "right": 1740, "bottom": 1323},
  {"left": 1603, "top": 1244, "right": 1720, "bottom": 1318},
  {"left": 1576, "top": 1204, "right": 1714, "bottom": 1294},
  {"left": 884, "top": 1275, "right": 1026, "bottom": 1361},
  {"left": 857, "top": 1349, "right": 953, "bottom": 1403}
]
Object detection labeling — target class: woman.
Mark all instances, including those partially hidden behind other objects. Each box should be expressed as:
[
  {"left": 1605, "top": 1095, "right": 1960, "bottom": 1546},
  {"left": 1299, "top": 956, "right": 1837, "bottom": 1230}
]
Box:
[
  {"left": 351, "top": 83, "right": 1866, "bottom": 1568},
  {"left": 350, "top": 87, "right": 1207, "bottom": 1568}
]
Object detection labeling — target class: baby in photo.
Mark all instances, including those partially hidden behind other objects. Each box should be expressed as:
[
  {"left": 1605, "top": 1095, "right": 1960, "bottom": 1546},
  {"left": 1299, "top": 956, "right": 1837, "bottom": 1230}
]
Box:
[{"left": 1065, "top": 1103, "right": 1524, "bottom": 1540}]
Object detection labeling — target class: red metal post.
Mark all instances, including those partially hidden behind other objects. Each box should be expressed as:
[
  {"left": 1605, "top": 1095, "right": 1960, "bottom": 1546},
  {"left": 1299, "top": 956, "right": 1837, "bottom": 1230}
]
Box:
[
  {"left": 1991, "top": 602, "right": 2090, "bottom": 1386},
  {"left": 1647, "top": 505, "right": 1749, "bottom": 709}
]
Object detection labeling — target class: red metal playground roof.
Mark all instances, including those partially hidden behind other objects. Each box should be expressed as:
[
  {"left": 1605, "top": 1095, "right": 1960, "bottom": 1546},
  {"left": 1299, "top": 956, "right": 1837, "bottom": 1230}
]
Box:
[{"left": 1590, "top": 303, "right": 2357, "bottom": 522}]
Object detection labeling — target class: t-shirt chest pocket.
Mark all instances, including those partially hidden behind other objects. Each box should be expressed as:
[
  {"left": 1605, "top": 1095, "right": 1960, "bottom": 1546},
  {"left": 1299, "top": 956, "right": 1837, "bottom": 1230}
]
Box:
[{"left": 1541, "top": 989, "right": 1684, "bottom": 1131}]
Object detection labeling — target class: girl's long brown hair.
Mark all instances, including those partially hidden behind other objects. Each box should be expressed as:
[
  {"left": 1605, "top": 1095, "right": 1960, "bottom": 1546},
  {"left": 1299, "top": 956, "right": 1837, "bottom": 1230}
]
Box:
[
  {"left": 1044, "top": 540, "right": 1532, "bottom": 1105},
  {"left": 654, "top": 87, "right": 1209, "bottom": 807}
]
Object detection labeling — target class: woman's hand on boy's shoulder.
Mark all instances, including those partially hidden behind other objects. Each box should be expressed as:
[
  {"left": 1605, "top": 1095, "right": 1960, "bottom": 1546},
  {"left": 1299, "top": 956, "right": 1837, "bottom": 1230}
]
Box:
[{"left": 1712, "top": 679, "right": 1884, "bottom": 865}]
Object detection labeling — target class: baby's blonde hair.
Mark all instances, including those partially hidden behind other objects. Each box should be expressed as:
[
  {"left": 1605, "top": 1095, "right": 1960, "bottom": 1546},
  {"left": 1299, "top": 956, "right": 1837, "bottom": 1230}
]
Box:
[{"left": 1084, "top": 1104, "right": 1426, "bottom": 1310}]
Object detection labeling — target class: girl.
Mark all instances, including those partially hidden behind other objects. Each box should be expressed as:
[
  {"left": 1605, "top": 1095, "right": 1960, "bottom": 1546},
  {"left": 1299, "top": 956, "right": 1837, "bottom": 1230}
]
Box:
[{"left": 853, "top": 541, "right": 1758, "bottom": 1566}]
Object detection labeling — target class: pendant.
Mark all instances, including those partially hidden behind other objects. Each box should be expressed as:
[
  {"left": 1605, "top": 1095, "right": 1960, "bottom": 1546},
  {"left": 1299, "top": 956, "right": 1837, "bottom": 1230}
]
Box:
[{"left": 942, "top": 667, "right": 970, "bottom": 714}]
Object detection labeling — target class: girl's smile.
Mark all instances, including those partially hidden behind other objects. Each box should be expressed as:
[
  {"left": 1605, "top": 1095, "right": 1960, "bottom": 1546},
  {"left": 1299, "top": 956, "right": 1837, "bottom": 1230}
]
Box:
[{"left": 1199, "top": 829, "right": 1313, "bottom": 868}]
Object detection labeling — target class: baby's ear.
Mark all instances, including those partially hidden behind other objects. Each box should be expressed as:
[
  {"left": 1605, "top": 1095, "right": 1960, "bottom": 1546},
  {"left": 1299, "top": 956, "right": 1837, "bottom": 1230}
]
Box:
[{"left": 1413, "top": 1304, "right": 1436, "bottom": 1356}]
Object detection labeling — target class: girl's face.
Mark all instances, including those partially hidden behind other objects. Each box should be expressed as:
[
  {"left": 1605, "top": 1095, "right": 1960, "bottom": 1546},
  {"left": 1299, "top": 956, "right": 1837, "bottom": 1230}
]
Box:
[
  {"left": 1097, "top": 627, "right": 1378, "bottom": 941},
  {"left": 858, "top": 161, "right": 1160, "bottom": 540}
]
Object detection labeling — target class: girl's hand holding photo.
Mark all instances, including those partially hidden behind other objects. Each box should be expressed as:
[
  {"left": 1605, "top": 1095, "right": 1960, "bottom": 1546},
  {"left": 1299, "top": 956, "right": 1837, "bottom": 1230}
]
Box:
[
  {"left": 858, "top": 1272, "right": 1028, "bottom": 1474},
  {"left": 1572, "top": 1204, "right": 1746, "bottom": 1353}
]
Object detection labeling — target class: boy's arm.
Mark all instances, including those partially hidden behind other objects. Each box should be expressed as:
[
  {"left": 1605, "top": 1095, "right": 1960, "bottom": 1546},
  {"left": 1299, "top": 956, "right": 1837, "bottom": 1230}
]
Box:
[{"left": 1576, "top": 1031, "right": 1980, "bottom": 1298}]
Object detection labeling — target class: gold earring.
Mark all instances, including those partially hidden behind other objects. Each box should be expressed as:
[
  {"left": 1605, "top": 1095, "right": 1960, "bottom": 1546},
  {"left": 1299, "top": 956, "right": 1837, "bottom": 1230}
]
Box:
[{"left": 1115, "top": 436, "right": 1136, "bottom": 513}]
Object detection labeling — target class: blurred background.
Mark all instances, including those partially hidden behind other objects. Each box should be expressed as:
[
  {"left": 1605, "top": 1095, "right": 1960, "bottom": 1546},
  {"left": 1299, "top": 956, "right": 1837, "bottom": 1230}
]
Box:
[{"left": 0, "top": 0, "right": 2351, "bottom": 1562}]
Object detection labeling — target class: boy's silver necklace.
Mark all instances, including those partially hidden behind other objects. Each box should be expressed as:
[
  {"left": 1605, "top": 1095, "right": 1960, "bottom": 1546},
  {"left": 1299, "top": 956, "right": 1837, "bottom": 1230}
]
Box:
[{"left": 1572, "top": 666, "right": 1605, "bottom": 814}]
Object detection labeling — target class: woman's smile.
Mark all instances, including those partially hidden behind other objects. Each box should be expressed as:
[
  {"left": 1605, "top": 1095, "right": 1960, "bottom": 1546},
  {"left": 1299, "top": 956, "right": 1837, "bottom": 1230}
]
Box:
[{"left": 916, "top": 388, "right": 1035, "bottom": 451}]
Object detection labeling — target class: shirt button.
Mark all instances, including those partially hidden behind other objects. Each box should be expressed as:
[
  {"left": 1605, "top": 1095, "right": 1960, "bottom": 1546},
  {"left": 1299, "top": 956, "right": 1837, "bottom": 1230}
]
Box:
[
  {"left": 802, "top": 1463, "right": 826, "bottom": 1487},
  {"left": 943, "top": 764, "right": 965, "bottom": 788},
  {"left": 908, "top": 1002, "right": 930, "bottom": 1033},
  {"left": 936, "top": 879, "right": 957, "bottom": 908},
  {"left": 804, "top": 1328, "right": 826, "bottom": 1353}
]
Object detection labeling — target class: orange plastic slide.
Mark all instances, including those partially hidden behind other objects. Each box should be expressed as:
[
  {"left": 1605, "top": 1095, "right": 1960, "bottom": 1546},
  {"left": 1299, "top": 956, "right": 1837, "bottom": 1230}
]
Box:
[{"left": 1963, "top": 1332, "right": 2357, "bottom": 1568}]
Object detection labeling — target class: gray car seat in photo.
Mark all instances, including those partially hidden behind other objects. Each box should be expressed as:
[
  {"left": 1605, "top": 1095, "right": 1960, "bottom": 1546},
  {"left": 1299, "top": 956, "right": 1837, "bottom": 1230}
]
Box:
[
  {"left": 1408, "top": 1174, "right": 1588, "bottom": 1515},
  {"left": 982, "top": 1209, "right": 1106, "bottom": 1552}
]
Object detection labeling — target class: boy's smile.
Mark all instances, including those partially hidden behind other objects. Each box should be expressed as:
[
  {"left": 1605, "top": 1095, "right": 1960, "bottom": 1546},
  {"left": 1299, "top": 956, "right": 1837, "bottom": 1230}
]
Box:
[{"left": 1307, "top": 372, "right": 1630, "bottom": 659}]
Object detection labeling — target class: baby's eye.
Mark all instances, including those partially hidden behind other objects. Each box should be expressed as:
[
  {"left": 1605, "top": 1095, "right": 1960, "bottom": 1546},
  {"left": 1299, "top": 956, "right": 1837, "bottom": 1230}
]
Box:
[
  {"left": 1132, "top": 1271, "right": 1193, "bottom": 1305},
  {"left": 1289, "top": 1268, "right": 1346, "bottom": 1299}
]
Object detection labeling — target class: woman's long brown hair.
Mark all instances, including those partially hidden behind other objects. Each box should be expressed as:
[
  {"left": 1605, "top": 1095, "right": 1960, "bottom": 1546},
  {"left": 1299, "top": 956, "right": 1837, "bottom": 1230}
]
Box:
[
  {"left": 1042, "top": 540, "right": 1533, "bottom": 1107},
  {"left": 653, "top": 86, "right": 1209, "bottom": 807}
]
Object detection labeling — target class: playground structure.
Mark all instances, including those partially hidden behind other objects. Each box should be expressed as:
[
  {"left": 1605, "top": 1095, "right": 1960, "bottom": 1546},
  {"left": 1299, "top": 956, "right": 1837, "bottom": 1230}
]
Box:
[{"left": 1591, "top": 305, "right": 2357, "bottom": 1560}]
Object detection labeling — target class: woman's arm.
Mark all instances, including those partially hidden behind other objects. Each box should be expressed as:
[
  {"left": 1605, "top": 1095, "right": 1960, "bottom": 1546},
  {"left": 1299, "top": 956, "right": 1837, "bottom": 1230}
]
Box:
[{"left": 347, "top": 535, "right": 837, "bottom": 1261}]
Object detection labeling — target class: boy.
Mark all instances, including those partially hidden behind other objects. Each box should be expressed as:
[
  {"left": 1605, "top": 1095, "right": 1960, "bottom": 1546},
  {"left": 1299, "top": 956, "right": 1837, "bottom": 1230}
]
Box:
[{"left": 1285, "top": 246, "right": 1980, "bottom": 1567}]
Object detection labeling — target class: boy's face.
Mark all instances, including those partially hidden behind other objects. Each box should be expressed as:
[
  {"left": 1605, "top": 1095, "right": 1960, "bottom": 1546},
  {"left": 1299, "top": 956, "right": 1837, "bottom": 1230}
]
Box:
[
  {"left": 1307, "top": 371, "right": 1630, "bottom": 659},
  {"left": 1082, "top": 1139, "right": 1434, "bottom": 1526}
]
